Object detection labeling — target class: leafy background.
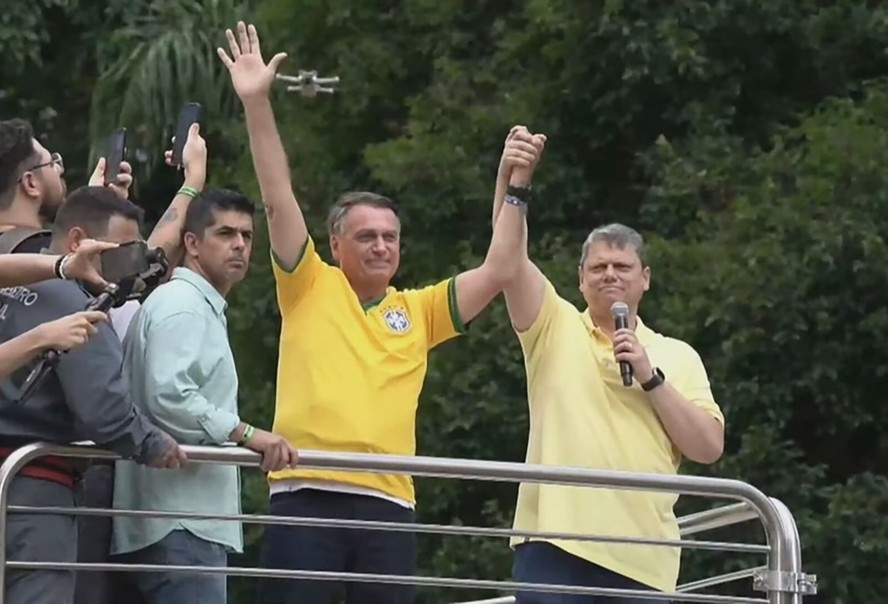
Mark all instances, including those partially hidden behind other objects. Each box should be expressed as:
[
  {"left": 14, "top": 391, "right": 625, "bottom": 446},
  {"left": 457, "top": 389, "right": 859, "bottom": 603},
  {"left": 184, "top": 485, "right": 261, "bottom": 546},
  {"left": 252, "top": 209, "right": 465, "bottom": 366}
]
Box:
[{"left": 3, "top": 1, "right": 887, "bottom": 602}]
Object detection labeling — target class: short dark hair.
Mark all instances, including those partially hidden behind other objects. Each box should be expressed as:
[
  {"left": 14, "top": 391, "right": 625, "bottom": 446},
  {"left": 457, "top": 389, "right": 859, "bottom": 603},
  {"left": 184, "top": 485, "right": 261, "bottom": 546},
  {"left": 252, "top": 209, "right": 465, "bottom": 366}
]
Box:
[
  {"left": 184, "top": 189, "right": 254, "bottom": 237},
  {"left": 52, "top": 186, "right": 144, "bottom": 239},
  {"left": 0, "top": 119, "right": 39, "bottom": 209},
  {"left": 326, "top": 191, "right": 399, "bottom": 235}
]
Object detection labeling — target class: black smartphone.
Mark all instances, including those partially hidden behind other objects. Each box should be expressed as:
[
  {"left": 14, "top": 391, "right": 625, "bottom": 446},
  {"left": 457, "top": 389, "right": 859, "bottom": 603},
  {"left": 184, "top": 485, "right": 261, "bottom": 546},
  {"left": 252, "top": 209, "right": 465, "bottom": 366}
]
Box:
[
  {"left": 171, "top": 102, "right": 204, "bottom": 168},
  {"left": 100, "top": 241, "right": 149, "bottom": 283},
  {"left": 104, "top": 127, "right": 127, "bottom": 186}
]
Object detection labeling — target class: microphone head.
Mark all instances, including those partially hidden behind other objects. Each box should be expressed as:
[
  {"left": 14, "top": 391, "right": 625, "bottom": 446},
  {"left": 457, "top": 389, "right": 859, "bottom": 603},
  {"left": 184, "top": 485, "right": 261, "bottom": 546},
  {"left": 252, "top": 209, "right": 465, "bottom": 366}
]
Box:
[{"left": 610, "top": 301, "right": 630, "bottom": 318}]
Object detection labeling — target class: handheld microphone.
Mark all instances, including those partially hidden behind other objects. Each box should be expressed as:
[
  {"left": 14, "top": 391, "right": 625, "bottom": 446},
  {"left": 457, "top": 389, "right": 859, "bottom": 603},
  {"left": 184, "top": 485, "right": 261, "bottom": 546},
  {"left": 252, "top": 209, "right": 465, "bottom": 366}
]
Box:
[{"left": 610, "top": 301, "right": 633, "bottom": 387}]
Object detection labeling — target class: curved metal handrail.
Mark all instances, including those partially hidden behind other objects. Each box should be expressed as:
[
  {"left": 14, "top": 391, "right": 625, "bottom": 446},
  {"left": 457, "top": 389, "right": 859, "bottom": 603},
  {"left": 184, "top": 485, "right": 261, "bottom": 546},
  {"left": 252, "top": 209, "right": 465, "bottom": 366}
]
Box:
[{"left": 0, "top": 443, "right": 813, "bottom": 604}]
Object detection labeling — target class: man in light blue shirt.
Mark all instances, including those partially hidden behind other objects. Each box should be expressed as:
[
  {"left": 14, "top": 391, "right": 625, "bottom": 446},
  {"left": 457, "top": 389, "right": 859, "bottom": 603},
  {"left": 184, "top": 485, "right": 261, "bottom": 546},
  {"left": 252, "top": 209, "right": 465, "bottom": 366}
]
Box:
[{"left": 111, "top": 189, "right": 299, "bottom": 603}]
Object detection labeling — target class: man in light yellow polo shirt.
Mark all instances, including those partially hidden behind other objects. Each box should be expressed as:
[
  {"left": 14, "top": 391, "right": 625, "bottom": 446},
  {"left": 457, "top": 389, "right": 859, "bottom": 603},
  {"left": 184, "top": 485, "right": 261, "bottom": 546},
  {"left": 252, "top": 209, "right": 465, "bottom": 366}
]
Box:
[
  {"left": 219, "top": 21, "right": 547, "bottom": 604},
  {"left": 495, "top": 174, "right": 725, "bottom": 600}
]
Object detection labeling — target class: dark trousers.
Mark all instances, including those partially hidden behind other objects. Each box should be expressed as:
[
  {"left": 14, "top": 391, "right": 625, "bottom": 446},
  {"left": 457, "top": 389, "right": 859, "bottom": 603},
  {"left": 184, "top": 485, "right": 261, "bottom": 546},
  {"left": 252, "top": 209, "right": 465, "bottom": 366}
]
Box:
[
  {"left": 513, "top": 542, "right": 670, "bottom": 604},
  {"left": 73, "top": 461, "right": 144, "bottom": 604},
  {"left": 257, "top": 489, "right": 417, "bottom": 604},
  {"left": 5, "top": 477, "right": 77, "bottom": 604}
]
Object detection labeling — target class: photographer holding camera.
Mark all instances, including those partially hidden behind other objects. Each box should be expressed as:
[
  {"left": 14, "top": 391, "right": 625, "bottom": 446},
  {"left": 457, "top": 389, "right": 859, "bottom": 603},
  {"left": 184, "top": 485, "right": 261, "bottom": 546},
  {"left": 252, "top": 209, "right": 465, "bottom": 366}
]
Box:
[
  {"left": 0, "top": 238, "right": 119, "bottom": 380},
  {"left": 0, "top": 185, "right": 186, "bottom": 604}
]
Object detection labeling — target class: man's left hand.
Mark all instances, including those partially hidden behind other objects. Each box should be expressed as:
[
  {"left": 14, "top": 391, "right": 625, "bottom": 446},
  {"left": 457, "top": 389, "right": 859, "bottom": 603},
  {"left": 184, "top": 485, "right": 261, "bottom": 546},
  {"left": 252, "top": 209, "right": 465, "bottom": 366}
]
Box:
[
  {"left": 88, "top": 157, "right": 134, "bottom": 200},
  {"left": 612, "top": 328, "right": 654, "bottom": 384}
]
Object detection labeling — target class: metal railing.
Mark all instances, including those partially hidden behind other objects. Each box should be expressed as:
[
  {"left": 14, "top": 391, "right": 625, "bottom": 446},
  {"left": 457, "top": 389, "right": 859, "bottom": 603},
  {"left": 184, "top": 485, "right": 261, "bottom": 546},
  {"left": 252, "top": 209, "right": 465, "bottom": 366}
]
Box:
[
  {"left": 452, "top": 503, "right": 769, "bottom": 604},
  {"left": 0, "top": 442, "right": 817, "bottom": 603}
]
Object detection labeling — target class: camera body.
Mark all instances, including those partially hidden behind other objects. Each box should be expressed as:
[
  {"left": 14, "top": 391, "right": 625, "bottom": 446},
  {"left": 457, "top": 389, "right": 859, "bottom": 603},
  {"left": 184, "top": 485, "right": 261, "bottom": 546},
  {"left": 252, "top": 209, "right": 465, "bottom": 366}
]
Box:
[
  {"left": 100, "top": 241, "right": 169, "bottom": 306},
  {"left": 15, "top": 243, "right": 169, "bottom": 402}
]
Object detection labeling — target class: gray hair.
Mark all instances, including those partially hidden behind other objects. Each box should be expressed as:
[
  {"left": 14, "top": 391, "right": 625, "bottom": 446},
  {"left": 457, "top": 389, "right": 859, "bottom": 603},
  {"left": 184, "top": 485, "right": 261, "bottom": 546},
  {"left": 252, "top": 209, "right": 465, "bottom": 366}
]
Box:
[
  {"left": 579, "top": 223, "right": 647, "bottom": 268},
  {"left": 326, "top": 191, "right": 400, "bottom": 236}
]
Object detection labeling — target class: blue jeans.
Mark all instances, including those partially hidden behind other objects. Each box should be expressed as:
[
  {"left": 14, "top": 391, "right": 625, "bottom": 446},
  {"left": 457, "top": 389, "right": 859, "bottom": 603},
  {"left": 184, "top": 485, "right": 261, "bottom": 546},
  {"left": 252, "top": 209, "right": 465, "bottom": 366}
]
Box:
[
  {"left": 257, "top": 489, "right": 417, "bottom": 604},
  {"left": 513, "top": 542, "right": 670, "bottom": 604},
  {"left": 116, "top": 529, "right": 227, "bottom": 604}
]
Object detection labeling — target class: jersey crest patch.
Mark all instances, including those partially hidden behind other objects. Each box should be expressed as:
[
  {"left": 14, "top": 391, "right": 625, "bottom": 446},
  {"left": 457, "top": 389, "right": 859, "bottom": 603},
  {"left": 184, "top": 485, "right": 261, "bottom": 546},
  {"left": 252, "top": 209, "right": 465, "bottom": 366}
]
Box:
[{"left": 383, "top": 308, "right": 411, "bottom": 334}]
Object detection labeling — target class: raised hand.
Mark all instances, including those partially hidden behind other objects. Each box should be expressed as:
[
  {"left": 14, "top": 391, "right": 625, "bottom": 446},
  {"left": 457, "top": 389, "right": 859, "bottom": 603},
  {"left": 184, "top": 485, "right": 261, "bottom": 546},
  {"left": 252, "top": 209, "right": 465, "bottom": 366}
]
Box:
[
  {"left": 164, "top": 123, "right": 207, "bottom": 189},
  {"left": 501, "top": 127, "right": 541, "bottom": 169},
  {"left": 508, "top": 127, "right": 547, "bottom": 185},
  {"left": 497, "top": 126, "right": 547, "bottom": 185},
  {"left": 88, "top": 157, "right": 133, "bottom": 200},
  {"left": 217, "top": 21, "right": 288, "bottom": 101}
]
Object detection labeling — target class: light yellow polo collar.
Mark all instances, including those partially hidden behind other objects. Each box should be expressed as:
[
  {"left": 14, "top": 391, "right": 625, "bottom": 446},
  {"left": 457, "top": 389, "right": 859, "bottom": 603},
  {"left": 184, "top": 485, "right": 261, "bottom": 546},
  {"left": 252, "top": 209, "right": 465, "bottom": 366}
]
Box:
[{"left": 580, "top": 308, "right": 656, "bottom": 346}]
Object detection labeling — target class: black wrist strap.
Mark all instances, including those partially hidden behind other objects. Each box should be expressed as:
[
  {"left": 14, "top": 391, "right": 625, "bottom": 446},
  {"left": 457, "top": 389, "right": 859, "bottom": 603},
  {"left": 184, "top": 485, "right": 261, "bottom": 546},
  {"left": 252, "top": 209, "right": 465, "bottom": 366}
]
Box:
[
  {"left": 506, "top": 184, "right": 532, "bottom": 203},
  {"left": 641, "top": 367, "right": 666, "bottom": 392}
]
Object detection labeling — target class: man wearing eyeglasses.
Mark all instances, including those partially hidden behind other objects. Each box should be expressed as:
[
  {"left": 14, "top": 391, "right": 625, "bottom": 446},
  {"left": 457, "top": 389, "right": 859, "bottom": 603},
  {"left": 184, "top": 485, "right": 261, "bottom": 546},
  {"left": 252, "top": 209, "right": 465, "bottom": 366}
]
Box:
[
  {"left": 0, "top": 118, "right": 206, "bottom": 604},
  {"left": 0, "top": 118, "right": 131, "bottom": 254}
]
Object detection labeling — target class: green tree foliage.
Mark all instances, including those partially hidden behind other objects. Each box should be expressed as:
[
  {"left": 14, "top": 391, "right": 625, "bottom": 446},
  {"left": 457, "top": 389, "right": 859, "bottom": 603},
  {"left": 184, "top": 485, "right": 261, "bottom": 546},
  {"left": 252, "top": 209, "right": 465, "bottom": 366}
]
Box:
[
  {"left": 0, "top": 0, "right": 107, "bottom": 186},
  {"left": 645, "top": 88, "right": 888, "bottom": 602}
]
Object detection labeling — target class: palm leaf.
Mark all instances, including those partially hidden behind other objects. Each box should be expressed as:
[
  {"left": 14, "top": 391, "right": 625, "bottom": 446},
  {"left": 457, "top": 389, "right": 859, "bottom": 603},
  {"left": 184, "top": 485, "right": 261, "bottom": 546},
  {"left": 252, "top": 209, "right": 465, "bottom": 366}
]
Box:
[{"left": 88, "top": 0, "right": 250, "bottom": 179}]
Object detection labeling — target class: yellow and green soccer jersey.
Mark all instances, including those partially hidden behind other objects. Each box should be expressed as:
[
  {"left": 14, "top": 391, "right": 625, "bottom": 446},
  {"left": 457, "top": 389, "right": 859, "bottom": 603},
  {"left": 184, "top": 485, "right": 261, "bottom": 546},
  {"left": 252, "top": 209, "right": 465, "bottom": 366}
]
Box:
[{"left": 268, "top": 237, "right": 464, "bottom": 503}]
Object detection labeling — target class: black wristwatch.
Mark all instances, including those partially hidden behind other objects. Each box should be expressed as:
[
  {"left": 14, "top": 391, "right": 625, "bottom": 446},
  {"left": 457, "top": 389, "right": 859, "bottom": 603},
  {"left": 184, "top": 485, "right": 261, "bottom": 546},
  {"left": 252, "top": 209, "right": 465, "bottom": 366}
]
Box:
[{"left": 641, "top": 367, "right": 666, "bottom": 392}]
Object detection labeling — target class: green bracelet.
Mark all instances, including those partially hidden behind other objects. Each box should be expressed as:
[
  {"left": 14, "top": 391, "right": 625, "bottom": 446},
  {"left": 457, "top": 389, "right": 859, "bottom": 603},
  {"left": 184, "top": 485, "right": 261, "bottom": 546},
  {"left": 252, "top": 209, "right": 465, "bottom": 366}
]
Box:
[
  {"left": 178, "top": 185, "right": 200, "bottom": 199},
  {"left": 240, "top": 424, "right": 256, "bottom": 445}
]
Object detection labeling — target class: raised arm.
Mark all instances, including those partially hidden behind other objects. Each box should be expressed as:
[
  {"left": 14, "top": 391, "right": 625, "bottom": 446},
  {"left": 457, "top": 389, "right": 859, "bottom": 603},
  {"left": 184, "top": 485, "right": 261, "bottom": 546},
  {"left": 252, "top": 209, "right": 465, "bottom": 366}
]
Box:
[
  {"left": 218, "top": 21, "right": 308, "bottom": 270},
  {"left": 147, "top": 124, "right": 208, "bottom": 269},
  {"left": 0, "top": 239, "right": 116, "bottom": 288},
  {"left": 451, "top": 127, "right": 546, "bottom": 324},
  {"left": 492, "top": 132, "right": 548, "bottom": 333}
]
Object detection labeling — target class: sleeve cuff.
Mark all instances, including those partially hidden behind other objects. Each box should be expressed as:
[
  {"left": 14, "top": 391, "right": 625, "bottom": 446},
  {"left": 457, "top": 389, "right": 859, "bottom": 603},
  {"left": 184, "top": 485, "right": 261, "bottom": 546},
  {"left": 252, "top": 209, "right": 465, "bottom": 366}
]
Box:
[
  {"left": 198, "top": 409, "right": 241, "bottom": 445},
  {"left": 271, "top": 238, "right": 310, "bottom": 274},
  {"left": 447, "top": 277, "right": 467, "bottom": 334}
]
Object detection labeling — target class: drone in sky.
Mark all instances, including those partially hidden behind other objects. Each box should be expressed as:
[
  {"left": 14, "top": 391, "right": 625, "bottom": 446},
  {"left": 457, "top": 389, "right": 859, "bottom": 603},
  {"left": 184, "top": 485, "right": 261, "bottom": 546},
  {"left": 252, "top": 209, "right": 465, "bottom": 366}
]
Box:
[{"left": 276, "top": 70, "right": 340, "bottom": 97}]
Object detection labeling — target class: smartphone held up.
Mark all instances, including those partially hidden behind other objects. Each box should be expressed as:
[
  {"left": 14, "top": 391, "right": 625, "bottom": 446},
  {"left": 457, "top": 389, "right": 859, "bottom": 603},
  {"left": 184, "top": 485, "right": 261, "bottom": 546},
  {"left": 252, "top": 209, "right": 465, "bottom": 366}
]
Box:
[
  {"left": 103, "top": 127, "right": 127, "bottom": 186},
  {"left": 171, "top": 102, "right": 204, "bottom": 169}
]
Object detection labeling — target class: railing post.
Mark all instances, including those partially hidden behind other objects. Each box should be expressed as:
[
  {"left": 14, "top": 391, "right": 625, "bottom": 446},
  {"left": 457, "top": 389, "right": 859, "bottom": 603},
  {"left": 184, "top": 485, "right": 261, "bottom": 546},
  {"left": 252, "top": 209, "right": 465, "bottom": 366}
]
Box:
[
  {"left": 753, "top": 497, "right": 817, "bottom": 604},
  {"left": 0, "top": 443, "right": 54, "bottom": 604}
]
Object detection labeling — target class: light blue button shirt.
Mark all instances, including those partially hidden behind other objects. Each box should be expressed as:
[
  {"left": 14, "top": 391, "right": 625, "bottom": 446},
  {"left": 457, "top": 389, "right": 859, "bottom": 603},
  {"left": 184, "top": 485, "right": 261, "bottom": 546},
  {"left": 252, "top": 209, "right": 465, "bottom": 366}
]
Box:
[{"left": 111, "top": 267, "right": 243, "bottom": 555}]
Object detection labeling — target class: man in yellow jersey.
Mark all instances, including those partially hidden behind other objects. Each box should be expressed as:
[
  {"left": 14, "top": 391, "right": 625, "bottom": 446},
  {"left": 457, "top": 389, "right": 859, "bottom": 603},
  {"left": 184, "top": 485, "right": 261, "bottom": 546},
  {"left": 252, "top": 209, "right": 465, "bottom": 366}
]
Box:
[
  {"left": 495, "top": 194, "right": 725, "bottom": 597},
  {"left": 217, "top": 21, "right": 546, "bottom": 604}
]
